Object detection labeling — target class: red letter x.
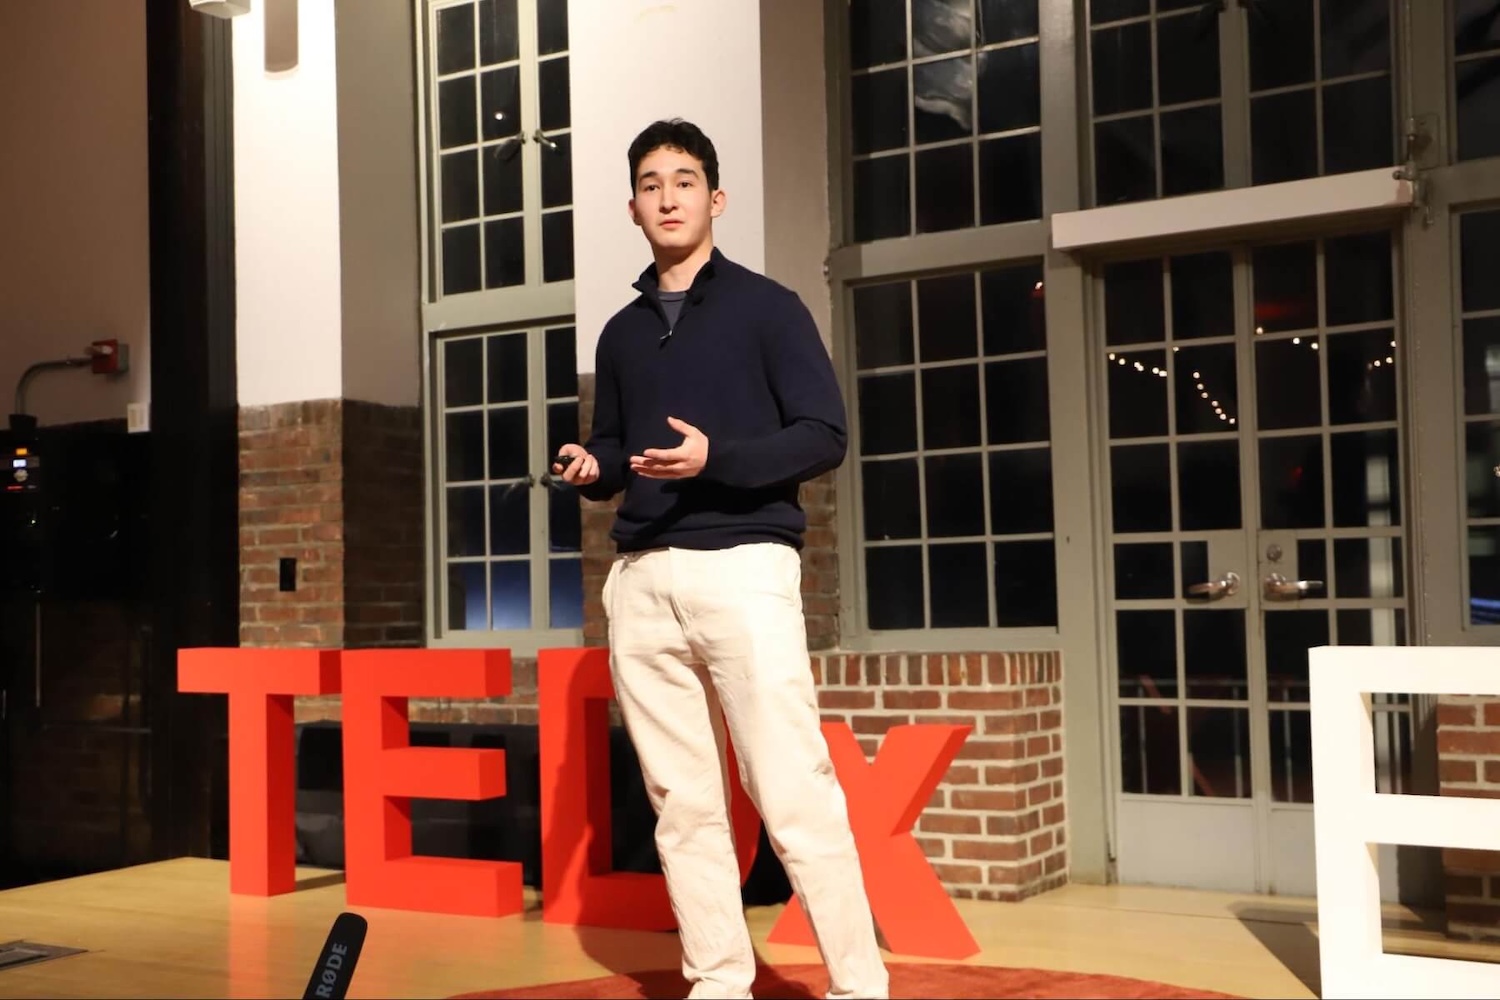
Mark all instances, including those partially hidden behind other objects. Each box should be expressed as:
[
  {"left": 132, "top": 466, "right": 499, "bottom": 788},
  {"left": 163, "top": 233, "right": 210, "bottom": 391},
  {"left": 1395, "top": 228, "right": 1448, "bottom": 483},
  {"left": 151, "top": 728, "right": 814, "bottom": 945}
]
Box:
[{"left": 768, "top": 722, "right": 978, "bottom": 959}]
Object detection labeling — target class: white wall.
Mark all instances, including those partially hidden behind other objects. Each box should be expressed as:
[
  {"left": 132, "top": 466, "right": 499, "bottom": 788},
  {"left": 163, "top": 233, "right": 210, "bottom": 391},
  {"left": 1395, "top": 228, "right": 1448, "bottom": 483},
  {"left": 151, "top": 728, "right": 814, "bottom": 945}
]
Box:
[
  {"left": 569, "top": 0, "right": 766, "bottom": 373},
  {"left": 233, "top": 0, "right": 345, "bottom": 408},
  {"left": 0, "top": 3, "right": 150, "bottom": 427}
]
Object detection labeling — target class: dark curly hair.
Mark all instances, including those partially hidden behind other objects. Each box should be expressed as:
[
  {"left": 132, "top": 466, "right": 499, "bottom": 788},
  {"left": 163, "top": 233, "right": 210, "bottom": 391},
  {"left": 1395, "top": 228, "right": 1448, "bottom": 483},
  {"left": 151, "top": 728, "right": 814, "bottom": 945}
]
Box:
[{"left": 628, "top": 119, "right": 720, "bottom": 192}]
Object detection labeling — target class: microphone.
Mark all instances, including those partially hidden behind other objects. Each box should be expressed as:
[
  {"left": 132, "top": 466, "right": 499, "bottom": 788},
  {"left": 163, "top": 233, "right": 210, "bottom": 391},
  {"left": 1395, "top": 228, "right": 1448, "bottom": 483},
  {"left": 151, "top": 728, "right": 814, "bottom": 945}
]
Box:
[{"left": 301, "top": 912, "right": 367, "bottom": 1000}]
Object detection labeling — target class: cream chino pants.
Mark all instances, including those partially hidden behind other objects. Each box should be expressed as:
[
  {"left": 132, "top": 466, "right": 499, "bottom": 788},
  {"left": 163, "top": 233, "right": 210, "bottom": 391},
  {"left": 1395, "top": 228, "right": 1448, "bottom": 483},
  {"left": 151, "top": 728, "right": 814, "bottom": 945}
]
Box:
[{"left": 603, "top": 542, "right": 889, "bottom": 1000}]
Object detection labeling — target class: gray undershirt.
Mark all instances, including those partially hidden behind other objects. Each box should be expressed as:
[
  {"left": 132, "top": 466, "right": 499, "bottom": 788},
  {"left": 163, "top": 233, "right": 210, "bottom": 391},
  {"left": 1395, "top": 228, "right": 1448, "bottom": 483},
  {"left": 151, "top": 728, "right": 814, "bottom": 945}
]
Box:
[{"left": 659, "top": 290, "right": 687, "bottom": 330}]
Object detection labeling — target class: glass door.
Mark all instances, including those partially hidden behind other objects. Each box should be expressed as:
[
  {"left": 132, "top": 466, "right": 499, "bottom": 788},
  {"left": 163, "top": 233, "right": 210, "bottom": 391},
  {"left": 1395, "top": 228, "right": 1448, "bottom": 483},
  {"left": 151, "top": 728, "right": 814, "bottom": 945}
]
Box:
[{"left": 1102, "top": 228, "right": 1412, "bottom": 894}]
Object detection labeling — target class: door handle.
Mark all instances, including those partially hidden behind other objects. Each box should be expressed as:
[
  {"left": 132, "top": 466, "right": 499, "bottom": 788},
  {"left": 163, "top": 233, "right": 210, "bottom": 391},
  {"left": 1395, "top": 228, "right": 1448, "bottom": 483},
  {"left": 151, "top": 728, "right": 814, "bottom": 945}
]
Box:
[
  {"left": 1187, "top": 571, "right": 1240, "bottom": 600},
  {"left": 1264, "top": 572, "right": 1324, "bottom": 600}
]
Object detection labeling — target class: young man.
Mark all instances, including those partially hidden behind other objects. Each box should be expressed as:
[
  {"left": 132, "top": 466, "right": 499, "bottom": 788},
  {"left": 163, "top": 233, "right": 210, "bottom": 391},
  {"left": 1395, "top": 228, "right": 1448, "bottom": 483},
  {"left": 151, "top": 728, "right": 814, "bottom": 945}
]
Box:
[{"left": 554, "top": 119, "right": 889, "bottom": 1000}]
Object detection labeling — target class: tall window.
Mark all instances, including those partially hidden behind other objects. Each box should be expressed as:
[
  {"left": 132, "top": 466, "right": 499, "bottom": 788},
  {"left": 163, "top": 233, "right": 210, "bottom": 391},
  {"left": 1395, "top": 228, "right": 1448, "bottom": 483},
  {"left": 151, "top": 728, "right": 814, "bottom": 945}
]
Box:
[
  {"left": 847, "top": 0, "right": 1043, "bottom": 240},
  {"left": 851, "top": 262, "right": 1056, "bottom": 631},
  {"left": 421, "top": 0, "right": 581, "bottom": 645},
  {"left": 1084, "top": 0, "right": 1396, "bottom": 207},
  {"left": 437, "top": 326, "right": 582, "bottom": 635},
  {"left": 429, "top": 0, "right": 574, "bottom": 297},
  {"left": 1460, "top": 209, "right": 1500, "bottom": 624},
  {"left": 1454, "top": 0, "right": 1500, "bottom": 162}
]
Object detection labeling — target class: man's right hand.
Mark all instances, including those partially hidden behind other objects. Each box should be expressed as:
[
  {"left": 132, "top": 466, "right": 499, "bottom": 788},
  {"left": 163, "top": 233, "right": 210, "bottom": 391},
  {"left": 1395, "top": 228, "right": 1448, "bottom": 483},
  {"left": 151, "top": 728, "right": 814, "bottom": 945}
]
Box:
[{"left": 553, "top": 443, "right": 600, "bottom": 486}]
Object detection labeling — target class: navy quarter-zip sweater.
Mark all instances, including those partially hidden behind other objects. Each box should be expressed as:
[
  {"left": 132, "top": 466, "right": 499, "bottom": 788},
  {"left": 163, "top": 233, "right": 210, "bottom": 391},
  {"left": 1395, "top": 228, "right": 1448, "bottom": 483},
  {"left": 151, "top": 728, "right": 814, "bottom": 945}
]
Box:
[{"left": 578, "top": 247, "right": 847, "bottom": 552}]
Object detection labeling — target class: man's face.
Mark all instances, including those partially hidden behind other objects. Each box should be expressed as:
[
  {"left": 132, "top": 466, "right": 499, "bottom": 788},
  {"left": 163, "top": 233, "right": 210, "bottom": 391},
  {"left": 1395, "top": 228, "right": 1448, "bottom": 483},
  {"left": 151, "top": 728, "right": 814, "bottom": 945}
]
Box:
[{"left": 628, "top": 145, "right": 725, "bottom": 253}]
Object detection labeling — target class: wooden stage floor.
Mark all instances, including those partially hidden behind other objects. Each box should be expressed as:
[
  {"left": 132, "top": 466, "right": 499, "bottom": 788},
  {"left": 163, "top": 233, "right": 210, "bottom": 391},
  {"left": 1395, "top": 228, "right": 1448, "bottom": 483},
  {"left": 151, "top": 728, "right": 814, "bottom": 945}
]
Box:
[{"left": 0, "top": 858, "right": 1494, "bottom": 998}]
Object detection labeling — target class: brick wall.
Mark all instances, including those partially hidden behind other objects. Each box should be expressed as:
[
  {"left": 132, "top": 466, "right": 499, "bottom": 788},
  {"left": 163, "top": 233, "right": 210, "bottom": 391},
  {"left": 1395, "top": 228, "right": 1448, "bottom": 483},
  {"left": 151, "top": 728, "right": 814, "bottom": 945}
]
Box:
[
  {"left": 1437, "top": 696, "right": 1500, "bottom": 939},
  {"left": 812, "top": 651, "right": 1066, "bottom": 901},
  {"left": 239, "top": 399, "right": 423, "bottom": 653}
]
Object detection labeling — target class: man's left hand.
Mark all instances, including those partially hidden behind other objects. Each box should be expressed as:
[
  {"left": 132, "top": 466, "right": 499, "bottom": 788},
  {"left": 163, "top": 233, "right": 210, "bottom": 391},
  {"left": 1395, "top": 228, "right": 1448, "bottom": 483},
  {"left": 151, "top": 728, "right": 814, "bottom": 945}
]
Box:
[{"left": 631, "top": 417, "right": 709, "bottom": 479}]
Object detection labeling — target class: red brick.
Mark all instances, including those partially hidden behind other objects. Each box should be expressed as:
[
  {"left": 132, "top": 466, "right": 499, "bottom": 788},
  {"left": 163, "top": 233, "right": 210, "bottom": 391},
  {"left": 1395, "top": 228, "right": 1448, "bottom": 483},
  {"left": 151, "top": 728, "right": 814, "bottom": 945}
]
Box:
[
  {"left": 953, "top": 839, "right": 1026, "bottom": 862},
  {"left": 1030, "top": 830, "right": 1054, "bottom": 854},
  {"left": 1028, "top": 783, "right": 1054, "bottom": 806},
  {"left": 1486, "top": 760, "right": 1500, "bottom": 784},
  {"left": 919, "top": 814, "right": 982, "bottom": 835},
  {"left": 818, "top": 691, "right": 876, "bottom": 710},
  {"left": 1025, "top": 687, "right": 1051, "bottom": 707},
  {"left": 944, "top": 765, "right": 980, "bottom": 785},
  {"left": 987, "top": 812, "right": 1040, "bottom": 837},
  {"left": 851, "top": 714, "right": 907, "bottom": 735},
  {"left": 1486, "top": 702, "right": 1500, "bottom": 727},
  {"left": 916, "top": 837, "right": 947, "bottom": 859},
  {"left": 985, "top": 763, "right": 1040, "bottom": 785},
  {"left": 949, "top": 690, "right": 1022, "bottom": 711},
  {"left": 1442, "top": 759, "right": 1479, "bottom": 784},
  {"left": 1042, "top": 802, "right": 1065, "bottom": 826},
  {"left": 1444, "top": 849, "right": 1500, "bottom": 873},
  {"left": 952, "top": 789, "right": 1022, "bottom": 811},
  {"left": 957, "top": 739, "right": 1025, "bottom": 761},
  {"left": 1026, "top": 735, "right": 1051, "bottom": 756},
  {"left": 1039, "top": 708, "right": 1062, "bottom": 731},
  {"left": 1439, "top": 702, "right": 1479, "bottom": 728},
  {"left": 1437, "top": 730, "right": 1500, "bottom": 755},
  {"left": 883, "top": 690, "right": 941, "bottom": 710}
]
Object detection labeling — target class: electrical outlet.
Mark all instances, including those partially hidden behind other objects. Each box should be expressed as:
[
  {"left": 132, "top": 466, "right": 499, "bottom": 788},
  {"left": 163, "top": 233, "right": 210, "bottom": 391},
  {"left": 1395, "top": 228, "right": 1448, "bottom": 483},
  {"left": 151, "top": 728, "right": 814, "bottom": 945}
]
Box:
[{"left": 127, "top": 403, "right": 150, "bottom": 434}]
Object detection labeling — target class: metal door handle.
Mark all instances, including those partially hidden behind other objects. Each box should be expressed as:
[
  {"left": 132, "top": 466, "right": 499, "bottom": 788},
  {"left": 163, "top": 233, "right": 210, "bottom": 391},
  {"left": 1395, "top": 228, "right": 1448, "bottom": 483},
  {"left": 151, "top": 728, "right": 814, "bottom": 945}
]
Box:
[
  {"left": 532, "top": 129, "right": 560, "bottom": 151},
  {"left": 1264, "top": 573, "right": 1324, "bottom": 600},
  {"left": 1187, "top": 571, "right": 1240, "bottom": 600}
]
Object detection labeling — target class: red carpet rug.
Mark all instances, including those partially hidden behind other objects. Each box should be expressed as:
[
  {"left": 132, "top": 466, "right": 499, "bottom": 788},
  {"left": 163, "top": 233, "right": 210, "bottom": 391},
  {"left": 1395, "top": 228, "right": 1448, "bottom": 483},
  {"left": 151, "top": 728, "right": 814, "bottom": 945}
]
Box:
[{"left": 450, "top": 962, "right": 1241, "bottom": 999}]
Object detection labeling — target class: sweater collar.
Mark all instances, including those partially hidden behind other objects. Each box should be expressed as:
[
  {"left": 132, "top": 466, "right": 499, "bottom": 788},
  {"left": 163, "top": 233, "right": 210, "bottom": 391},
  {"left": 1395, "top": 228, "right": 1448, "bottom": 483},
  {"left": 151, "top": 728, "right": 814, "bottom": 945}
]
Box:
[{"left": 632, "top": 246, "right": 725, "bottom": 304}]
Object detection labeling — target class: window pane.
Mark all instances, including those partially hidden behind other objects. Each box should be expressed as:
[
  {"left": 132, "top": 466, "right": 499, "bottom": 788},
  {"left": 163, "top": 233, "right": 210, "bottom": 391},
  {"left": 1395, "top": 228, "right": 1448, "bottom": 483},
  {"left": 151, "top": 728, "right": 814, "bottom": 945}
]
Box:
[
  {"left": 1105, "top": 259, "right": 1165, "bottom": 345},
  {"left": 536, "top": 0, "right": 568, "bottom": 55},
  {"left": 1120, "top": 705, "right": 1181, "bottom": 795},
  {"left": 484, "top": 218, "right": 526, "bottom": 288},
  {"left": 912, "top": 0, "right": 972, "bottom": 58},
  {"left": 1260, "top": 435, "right": 1325, "bottom": 529},
  {"left": 1157, "top": 10, "right": 1220, "bottom": 106},
  {"left": 850, "top": 0, "right": 908, "bottom": 69},
  {"left": 917, "top": 274, "right": 978, "bottom": 362},
  {"left": 1253, "top": 241, "right": 1318, "bottom": 333},
  {"left": 1327, "top": 330, "right": 1397, "bottom": 425},
  {"left": 981, "top": 263, "right": 1046, "bottom": 355},
  {"left": 447, "top": 562, "right": 487, "bottom": 630},
  {"left": 986, "top": 357, "right": 1051, "bottom": 444},
  {"left": 549, "top": 483, "right": 581, "bottom": 553},
  {"left": 854, "top": 281, "right": 915, "bottom": 369},
  {"left": 977, "top": 43, "right": 1040, "bottom": 133},
  {"left": 442, "top": 226, "right": 481, "bottom": 296},
  {"left": 481, "top": 66, "right": 522, "bottom": 141},
  {"left": 1463, "top": 318, "right": 1500, "bottom": 416},
  {"left": 482, "top": 142, "right": 523, "bottom": 217},
  {"left": 1111, "top": 443, "right": 1172, "bottom": 533},
  {"left": 487, "top": 408, "right": 529, "bottom": 480},
  {"left": 1251, "top": 89, "right": 1317, "bottom": 185},
  {"left": 1322, "top": 75, "right": 1393, "bottom": 176},
  {"left": 1092, "top": 22, "right": 1153, "bottom": 116},
  {"left": 491, "top": 561, "right": 531, "bottom": 630},
  {"left": 1324, "top": 231, "right": 1392, "bottom": 326},
  {"left": 978, "top": 132, "right": 1042, "bottom": 224},
  {"left": 1094, "top": 115, "right": 1156, "bottom": 206},
  {"left": 1455, "top": 0, "right": 1500, "bottom": 57},
  {"left": 852, "top": 68, "right": 910, "bottom": 154},
  {"left": 1184, "top": 613, "right": 1246, "bottom": 702},
  {"left": 1115, "top": 542, "right": 1174, "bottom": 599},
  {"left": 1270, "top": 710, "right": 1313, "bottom": 810},
  {"left": 1331, "top": 429, "right": 1401, "bottom": 527},
  {"left": 538, "top": 57, "right": 570, "bottom": 132},
  {"left": 913, "top": 57, "right": 971, "bottom": 145},
  {"left": 446, "top": 413, "right": 484, "bottom": 482},
  {"left": 915, "top": 144, "right": 974, "bottom": 233},
  {"left": 547, "top": 402, "right": 579, "bottom": 460},
  {"left": 1107, "top": 349, "right": 1168, "bottom": 439},
  {"left": 1255, "top": 336, "right": 1323, "bottom": 431},
  {"left": 444, "top": 338, "right": 483, "bottom": 408},
  {"left": 853, "top": 155, "right": 910, "bottom": 242},
  {"left": 1175, "top": 343, "right": 1238, "bottom": 435},
  {"left": 543, "top": 211, "right": 574, "bottom": 283},
  {"left": 1462, "top": 211, "right": 1500, "bottom": 314},
  {"left": 447, "top": 487, "right": 485, "bottom": 558},
  {"left": 993, "top": 540, "right": 1056, "bottom": 627},
  {"left": 487, "top": 333, "right": 527, "bottom": 404},
  {"left": 1178, "top": 440, "right": 1242, "bottom": 531},
  {"left": 489, "top": 481, "right": 530, "bottom": 555},
  {"left": 1188, "top": 708, "right": 1251, "bottom": 798},
  {"left": 925, "top": 453, "right": 985, "bottom": 537},
  {"left": 1467, "top": 422, "right": 1500, "bottom": 519},
  {"left": 478, "top": 0, "right": 519, "bottom": 64},
  {"left": 1249, "top": 0, "right": 1315, "bottom": 91},
  {"left": 1322, "top": 0, "right": 1389, "bottom": 77},
  {"left": 1457, "top": 57, "right": 1500, "bottom": 162},
  {"left": 862, "top": 459, "right": 921, "bottom": 540},
  {"left": 921, "top": 366, "right": 982, "bottom": 449},
  {"left": 1469, "top": 526, "right": 1500, "bottom": 625},
  {"left": 1117, "top": 609, "right": 1177, "bottom": 698},
  {"left": 550, "top": 558, "right": 583, "bottom": 628},
  {"left": 541, "top": 133, "right": 572, "bottom": 208},
  {"left": 858, "top": 373, "right": 918, "bottom": 454},
  {"left": 989, "top": 448, "right": 1052, "bottom": 534},
  {"left": 977, "top": 0, "right": 1038, "bottom": 45},
  {"left": 442, "top": 150, "right": 479, "bottom": 223},
  {"left": 1160, "top": 104, "right": 1224, "bottom": 196},
  {"left": 1092, "top": 0, "right": 1149, "bottom": 23},
  {"left": 439, "top": 76, "right": 477, "bottom": 149},
  {"left": 1334, "top": 538, "right": 1403, "bottom": 598},
  {"left": 437, "top": 5, "right": 475, "bottom": 75},
  {"left": 867, "top": 546, "right": 925, "bottom": 629},
  {"left": 1170, "top": 252, "right": 1234, "bottom": 341},
  {"left": 545, "top": 326, "right": 577, "bottom": 400},
  {"left": 929, "top": 543, "right": 989, "bottom": 627}
]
